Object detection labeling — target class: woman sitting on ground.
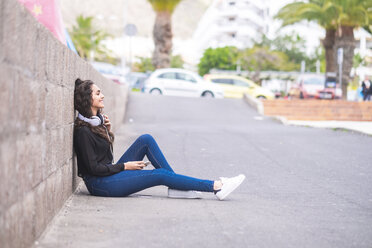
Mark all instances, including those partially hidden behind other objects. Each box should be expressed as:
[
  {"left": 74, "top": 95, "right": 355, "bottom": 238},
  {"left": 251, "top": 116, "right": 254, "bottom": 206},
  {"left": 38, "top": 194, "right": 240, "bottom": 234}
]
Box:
[{"left": 73, "top": 78, "right": 245, "bottom": 200}]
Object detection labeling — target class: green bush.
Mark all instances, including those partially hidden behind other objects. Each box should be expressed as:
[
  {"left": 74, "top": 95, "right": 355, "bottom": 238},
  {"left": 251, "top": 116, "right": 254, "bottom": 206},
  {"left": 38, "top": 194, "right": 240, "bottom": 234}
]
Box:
[{"left": 198, "top": 46, "right": 238, "bottom": 76}]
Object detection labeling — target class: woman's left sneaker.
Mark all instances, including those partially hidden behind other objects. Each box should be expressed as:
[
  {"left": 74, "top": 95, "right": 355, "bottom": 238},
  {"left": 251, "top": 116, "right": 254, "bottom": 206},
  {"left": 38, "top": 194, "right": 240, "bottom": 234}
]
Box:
[
  {"left": 168, "top": 189, "right": 203, "bottom": 199},
  {"left": 215, "top": 174, "right": 246, "bottom": 200}
]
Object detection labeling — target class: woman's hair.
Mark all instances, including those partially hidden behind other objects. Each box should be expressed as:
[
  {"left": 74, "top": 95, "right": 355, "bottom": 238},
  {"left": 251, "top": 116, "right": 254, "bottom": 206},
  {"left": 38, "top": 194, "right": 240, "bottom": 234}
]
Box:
[
  {"left": 74, "top": 78, "right": 114, "bottom": 144},
  {"left": 74, "top": 78, "right": 94, "bottom": 117}
]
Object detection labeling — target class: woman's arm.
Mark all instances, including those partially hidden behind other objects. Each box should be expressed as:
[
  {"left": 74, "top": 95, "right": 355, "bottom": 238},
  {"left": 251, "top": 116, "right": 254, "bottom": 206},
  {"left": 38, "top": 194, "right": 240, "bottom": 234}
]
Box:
[
  {"left": 101, "top": 115, "right": 147, "bottom": 170},
  {"left": 75, "top": 128, "right": 124, "bottom": 176},
  {"left": 124, "top": 161, "right": 147, "bottom": 170}
]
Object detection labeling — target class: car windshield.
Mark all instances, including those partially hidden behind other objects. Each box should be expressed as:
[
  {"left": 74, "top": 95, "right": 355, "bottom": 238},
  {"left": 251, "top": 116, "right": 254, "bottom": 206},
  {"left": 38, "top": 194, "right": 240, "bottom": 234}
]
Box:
[
  {"left": 303, "top": 77, "right": 324, "bottom": 85},
  {"left": 194, "top": 73, "right": 205, "bottom": 82}
]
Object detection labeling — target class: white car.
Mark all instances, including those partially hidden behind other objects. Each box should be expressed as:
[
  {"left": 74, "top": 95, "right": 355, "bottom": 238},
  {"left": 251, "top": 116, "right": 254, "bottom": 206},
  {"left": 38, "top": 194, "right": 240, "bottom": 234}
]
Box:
[{"left": 144, "top": 68, "right": 224, "bottom": 98}]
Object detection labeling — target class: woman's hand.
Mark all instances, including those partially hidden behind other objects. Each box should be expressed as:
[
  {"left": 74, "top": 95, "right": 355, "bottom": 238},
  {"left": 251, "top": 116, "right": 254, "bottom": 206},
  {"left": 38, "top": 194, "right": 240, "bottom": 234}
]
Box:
[
  {"left": 103, "top": 114, "right": 111, "bottom": 131},
  {"left": 124, "top": 161, "right": 147, "bottom": 170}
]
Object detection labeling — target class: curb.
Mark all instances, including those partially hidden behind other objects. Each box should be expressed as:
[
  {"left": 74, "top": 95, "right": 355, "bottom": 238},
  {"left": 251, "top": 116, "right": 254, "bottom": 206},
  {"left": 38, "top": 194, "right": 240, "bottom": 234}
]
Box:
[
  {"left": 243, "top": 93, "right": 264, "bottom": 115},
  {"left": 242, "top": 94, "right": 372, "bottom": 136}
]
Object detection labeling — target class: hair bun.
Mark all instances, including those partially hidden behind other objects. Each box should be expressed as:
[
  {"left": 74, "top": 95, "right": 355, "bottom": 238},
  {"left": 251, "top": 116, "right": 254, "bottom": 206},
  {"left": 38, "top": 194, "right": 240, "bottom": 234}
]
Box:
[{"left": 75, "top": 78, "right": 83, "bottom": 87}]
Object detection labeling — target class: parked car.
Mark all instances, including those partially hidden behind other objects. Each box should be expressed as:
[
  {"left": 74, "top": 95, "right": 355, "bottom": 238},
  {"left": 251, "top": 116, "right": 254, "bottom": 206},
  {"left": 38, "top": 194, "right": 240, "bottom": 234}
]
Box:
[
  {"left": 143, "top": 68, "right": 224, "bottom": 98},
  {"left": 288, "top": 74, "right": 325, "bottom": 99},
  {"left": 203, "top": 74, "right": 275, "bottom": 99},
  {"left": 102, "top": 73, "right": 126, "bottom": 85},
  {"left": 91, "top": 61, "right": 127, "bottom": 85},
  {"left": 125, "top": 72, "right": 150, "bottom": 91},
  {"left": 317, "top": 73, "right": 342, "bottom": 99}
]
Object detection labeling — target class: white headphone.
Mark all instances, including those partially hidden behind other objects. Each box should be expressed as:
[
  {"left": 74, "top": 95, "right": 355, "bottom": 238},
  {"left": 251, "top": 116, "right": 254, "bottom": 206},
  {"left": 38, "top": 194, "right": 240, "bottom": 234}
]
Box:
[{"left": 77, "top": 113, "right": 105, "bottom": 126}]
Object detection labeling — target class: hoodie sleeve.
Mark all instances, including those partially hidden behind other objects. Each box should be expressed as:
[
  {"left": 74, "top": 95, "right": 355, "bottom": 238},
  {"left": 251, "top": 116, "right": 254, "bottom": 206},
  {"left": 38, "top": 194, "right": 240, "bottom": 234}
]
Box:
[{"left": 75, "top": 127, "right": 124, "bottom": 176}]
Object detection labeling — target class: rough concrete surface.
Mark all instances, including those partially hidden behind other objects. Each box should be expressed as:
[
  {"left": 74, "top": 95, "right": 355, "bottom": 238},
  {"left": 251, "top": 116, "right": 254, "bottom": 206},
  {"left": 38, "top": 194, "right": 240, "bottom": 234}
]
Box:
[{"left": 35, "top": 93, "right": 372, "bottom": 248}]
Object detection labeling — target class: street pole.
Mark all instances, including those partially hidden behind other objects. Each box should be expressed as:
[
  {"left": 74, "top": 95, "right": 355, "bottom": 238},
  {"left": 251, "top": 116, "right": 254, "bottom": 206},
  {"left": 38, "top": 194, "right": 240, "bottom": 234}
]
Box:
[
  {"left": 236, "top": 59, "right": 241, "bottom": 74},
  {"left": 337, "top": 48, "right": 343, "bottom": 98},
  {"left": 316, "top": 60, "right": 320, "bottom": 74},
  {"left": 129, "top": 36, "right": 132, "bottom": 70},
  {"left": 124, "top": 24, "right": 137, "bottom": 72},
  {"left": 301, "top": 60, "right": 305, "bottom": 74}
]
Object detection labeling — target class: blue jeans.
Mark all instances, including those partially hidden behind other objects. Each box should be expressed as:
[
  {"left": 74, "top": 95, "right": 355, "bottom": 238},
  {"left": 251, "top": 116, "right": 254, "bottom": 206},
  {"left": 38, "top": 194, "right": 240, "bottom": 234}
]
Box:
[{"left": 83, "top": 134, "right": 214, "bottom": 197}]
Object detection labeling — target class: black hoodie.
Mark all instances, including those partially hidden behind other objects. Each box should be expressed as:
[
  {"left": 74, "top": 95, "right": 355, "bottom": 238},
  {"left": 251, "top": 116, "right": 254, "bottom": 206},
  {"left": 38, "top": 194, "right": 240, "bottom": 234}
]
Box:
[{"left": 74, "top": 126, "right": 124, "bottom": 177}]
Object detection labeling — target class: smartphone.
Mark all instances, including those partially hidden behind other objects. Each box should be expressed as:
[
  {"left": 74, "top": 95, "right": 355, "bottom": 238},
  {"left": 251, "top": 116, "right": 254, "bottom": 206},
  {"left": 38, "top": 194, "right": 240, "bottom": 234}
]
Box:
[{"left": 144, "top": 161, "right": 151, "bottom": 166}]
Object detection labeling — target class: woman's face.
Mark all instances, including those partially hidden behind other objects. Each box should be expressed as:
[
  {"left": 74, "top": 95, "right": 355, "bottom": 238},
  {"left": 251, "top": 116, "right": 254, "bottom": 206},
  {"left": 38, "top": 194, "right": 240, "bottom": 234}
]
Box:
[{"left": 91, "top": 84, "right": 104, "bottom": 110}]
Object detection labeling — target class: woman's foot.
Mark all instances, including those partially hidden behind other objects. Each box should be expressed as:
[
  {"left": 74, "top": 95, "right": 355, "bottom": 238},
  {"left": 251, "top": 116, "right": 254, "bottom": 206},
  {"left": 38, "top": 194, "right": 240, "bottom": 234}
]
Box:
[
  {"left": 214, "top": 174, "right": 246, "bottom": 200},
  {"left": 168, "top": 188, "right": 202, "bottom": 199}
]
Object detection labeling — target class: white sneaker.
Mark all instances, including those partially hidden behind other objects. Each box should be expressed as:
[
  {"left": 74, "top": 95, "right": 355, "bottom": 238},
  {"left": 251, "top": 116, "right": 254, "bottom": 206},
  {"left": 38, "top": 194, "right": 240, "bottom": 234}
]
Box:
[
  {"left": 219, "top": 177, "right": 228, "bottom": 183},
  {"left": 168, "top": 188, "right": 203, "bottom": 199},
  {"left": 215, "top": 174, "right": 246, "bottom": 200}
]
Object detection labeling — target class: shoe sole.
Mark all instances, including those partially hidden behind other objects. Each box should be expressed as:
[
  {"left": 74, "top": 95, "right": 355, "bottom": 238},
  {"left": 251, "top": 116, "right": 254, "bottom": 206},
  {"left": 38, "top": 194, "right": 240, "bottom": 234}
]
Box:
[{"left": 168, "top": 189, "right": 202, "bottom": 199}]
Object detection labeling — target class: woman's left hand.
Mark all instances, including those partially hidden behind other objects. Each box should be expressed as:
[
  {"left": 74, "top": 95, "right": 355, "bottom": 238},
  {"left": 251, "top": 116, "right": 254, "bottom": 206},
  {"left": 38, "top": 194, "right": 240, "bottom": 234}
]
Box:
[{"left": 103, "top": 114, "right": 111, "bottom": 131}]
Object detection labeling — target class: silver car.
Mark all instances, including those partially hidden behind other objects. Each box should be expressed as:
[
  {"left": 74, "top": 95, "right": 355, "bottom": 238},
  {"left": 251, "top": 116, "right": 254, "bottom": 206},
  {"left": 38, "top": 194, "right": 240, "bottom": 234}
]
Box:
[{"left": 144, "top": 68, "right": 224, "bottom": 98}]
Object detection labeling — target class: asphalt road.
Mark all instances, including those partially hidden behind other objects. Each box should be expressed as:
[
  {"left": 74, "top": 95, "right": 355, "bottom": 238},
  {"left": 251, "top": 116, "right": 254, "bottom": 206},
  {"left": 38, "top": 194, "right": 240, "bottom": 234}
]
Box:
[{"left": 36, "top": 92, "right": 372, "bottom": 248}]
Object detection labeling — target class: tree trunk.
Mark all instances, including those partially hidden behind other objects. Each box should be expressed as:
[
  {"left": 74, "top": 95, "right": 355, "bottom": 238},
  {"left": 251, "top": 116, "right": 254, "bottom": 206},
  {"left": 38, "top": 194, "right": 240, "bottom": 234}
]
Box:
[
  {"left": 152, "top": 11, "right": 172, "bottom": 69},
  {"left": 335, "top": 25, "right": 355, "bottom": 100},
  {"left": 321, "top": 29, "right": 336, "bottom": 73}
]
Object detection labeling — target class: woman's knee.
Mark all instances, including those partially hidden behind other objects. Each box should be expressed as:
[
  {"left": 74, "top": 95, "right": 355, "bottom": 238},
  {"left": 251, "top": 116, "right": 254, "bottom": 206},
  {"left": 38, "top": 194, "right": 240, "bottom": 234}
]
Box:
[
  {"left": 138, "top": 134, "right": 155, "bottom": 143},
  {"left": 153, "top": 168, "right": 173, "bottom": 184}
]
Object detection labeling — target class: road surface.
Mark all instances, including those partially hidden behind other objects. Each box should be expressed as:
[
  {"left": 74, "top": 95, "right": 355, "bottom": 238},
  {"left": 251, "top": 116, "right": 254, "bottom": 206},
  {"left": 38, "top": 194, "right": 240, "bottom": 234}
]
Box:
[{"left": 35, "top": 92, "right": 372, "bottom": 248}]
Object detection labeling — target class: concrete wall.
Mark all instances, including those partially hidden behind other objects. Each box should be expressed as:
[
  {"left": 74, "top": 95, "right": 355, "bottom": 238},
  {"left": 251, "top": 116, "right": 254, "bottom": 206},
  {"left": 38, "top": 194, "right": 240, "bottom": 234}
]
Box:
[{"left": 0, "top": 1, "right": 128, "bottom": 247}]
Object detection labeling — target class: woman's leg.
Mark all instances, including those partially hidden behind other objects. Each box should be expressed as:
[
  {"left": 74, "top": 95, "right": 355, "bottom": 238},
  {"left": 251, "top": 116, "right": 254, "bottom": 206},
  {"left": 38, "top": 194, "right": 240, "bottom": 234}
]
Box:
[
  {"left": 117, "top": 134, "right": 174, "bottom": 172},
  {"left": 85, "top": 168, "right": 214, "bottom": 197}
]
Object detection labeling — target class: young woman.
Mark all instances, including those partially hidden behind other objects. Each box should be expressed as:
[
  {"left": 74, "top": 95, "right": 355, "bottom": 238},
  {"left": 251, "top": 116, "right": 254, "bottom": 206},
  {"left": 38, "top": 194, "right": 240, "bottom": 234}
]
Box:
[{"left": 73, "top": 78, "right": 245, "bottom": 200}]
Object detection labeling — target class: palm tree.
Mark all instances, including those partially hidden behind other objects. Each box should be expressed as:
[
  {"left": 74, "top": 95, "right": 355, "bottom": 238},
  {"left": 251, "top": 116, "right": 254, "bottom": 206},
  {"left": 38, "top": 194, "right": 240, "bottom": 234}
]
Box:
[
  {"left": 147, "top": 0, "right": 183, "bottom": 69},
  {"left": 275, "top": 0, "right": 338, "bottom": 73},
  {"left": 276, "top": 0, "right": 371, "bottom": 99},
  {"left": 332, "top": 0, "right": 372, "bottom": 98},
  {"left": 70, "top": 15, "right": 113, "bottom": 62},
  {"left": 363, "top": 25, "right": 371, "bottom": 34}
]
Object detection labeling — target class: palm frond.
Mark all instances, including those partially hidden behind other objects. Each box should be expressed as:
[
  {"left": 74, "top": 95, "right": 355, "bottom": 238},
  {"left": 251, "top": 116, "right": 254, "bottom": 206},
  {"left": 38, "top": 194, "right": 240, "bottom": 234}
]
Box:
[{"left": 147, "top": 0, "right": 183, "bottom": 13}]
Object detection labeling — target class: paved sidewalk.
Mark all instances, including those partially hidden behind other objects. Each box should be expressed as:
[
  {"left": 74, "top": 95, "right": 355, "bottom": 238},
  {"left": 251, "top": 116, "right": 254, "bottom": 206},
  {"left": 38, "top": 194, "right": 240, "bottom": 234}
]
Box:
[
  {"left": 35, "top": 93, "right": 372, "bottom": 248},
  {"left": 282, "top": 119, "right": 372, "bottom": 136}
]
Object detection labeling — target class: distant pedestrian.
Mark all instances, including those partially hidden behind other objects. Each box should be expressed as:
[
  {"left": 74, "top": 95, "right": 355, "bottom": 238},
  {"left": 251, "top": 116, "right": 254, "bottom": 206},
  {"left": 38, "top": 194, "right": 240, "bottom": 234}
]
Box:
[
  {"left": 361, "top": 76, "right": 371, "bottom": 101},
  {"left": 73, "top": 78, "right": 245, "bottom": 200}
]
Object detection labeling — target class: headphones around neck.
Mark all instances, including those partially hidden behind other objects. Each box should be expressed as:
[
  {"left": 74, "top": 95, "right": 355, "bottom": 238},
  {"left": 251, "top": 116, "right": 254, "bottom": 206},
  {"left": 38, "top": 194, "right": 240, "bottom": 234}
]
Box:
[
  {"left": 93, "top": 114, "right": 104, "bottom": 124},
  {"left": 78, "top": 113, "right": 105, "bottom": 126}
]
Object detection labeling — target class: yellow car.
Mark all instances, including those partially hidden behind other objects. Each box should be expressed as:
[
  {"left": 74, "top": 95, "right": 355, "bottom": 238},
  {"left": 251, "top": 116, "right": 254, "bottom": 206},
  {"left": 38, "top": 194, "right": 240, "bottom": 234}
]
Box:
[{"left": 204, "top": 74, "right": 275, "bottom": 99}]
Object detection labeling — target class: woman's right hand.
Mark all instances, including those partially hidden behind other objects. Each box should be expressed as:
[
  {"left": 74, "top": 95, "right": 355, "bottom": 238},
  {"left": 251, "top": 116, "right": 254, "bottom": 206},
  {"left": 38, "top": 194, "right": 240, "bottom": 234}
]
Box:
[{"left": 124, "top": 161, "right": 147, "bottom": 170}]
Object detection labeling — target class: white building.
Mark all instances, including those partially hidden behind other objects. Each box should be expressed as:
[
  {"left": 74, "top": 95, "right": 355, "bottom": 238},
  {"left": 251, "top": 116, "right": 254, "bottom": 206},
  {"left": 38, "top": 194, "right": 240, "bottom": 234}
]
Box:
[
  {"left": 353, "top": 29, "right": 372, "bottom": 79},
  {"left": 192, "top": 0, "right": 269, "bottom": 62}
]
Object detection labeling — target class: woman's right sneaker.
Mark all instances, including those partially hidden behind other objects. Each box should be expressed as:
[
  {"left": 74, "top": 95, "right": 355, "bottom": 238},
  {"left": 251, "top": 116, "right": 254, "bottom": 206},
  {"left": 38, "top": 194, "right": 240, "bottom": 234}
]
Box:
[
  {"left": 168, "top": 188, "right": 202, "bottom": 199},
  {"left": 215, "top": 174, "right": 246, "bottom": 200}
]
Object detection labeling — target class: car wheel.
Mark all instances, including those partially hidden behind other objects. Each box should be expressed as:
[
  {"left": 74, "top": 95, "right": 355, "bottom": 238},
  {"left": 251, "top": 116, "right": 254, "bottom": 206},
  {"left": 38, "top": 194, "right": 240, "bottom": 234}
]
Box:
[
  {"left": 257, "top": 95, "right": 266, "bottom": 100},
  {"left": 150, "top": 88, "right": 162, "bottom": 95},
  {"left": 202, "top": 91, "right": 214, "bottom": 98}
]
